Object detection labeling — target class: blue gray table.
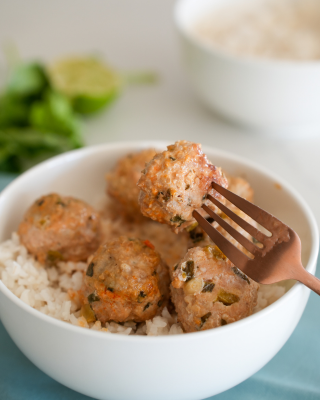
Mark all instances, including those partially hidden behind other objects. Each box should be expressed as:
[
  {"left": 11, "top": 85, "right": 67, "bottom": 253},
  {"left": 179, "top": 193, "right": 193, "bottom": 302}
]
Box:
[{"left": 0, "top": 174, "right": 319, "bottom": 400}]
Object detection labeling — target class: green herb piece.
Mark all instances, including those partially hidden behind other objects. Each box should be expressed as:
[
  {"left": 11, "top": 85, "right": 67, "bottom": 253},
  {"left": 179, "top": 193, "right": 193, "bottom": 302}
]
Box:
[
  {"left": 189, "top": 229, "right": 204, "bottom": 243},
  {"left": 202, "top": 194, "right": 207, "bottom": 201},
  {"left": 56, "top": 198, "right": 66, "bottom": 207},
  {"left": 202, "top": 281, "right": 215, "bottom": 293},
  {"left": 205, "top": 216, "right": 214, "bottom": 224},
  {"left": 157, "top": 300, "right": 163, "bottom": 307},
  {"left": 7, "top": 63, "right": 49, "bottom": 99},
  {"left": 182, "top": 260, "right": 194, "bottom": 282},
  {"left": 204, "top": 245, "right": 227, "bottom": 261},
  {"left": 185, "top": 184, "right": 190, "bottom": 190},
  {"left": 163, "top": 188, "right": 172, "bottom": 202},
  {"left": 80, "top": 304, "right": 96, "bottom": 323},
  {"left": 86, "top": 262, "right": 94, "bottom": 277},
  {"left": 200, "top": 312, "right": 211, "bottom": 328},
  {"left": 0, "top": 128, "right": 79, "bottom": 173},
  {"left": 107, "top": 287, "right": 114, "bottom": 292},
  {"left": 37, "top": 199, "right": 44, "bottom": 206},
  {"left": 46, "top": 250, "right": 64, "bottom": 265},
  {"left": 88, "top": 292, "right": 100, "bottom": 303},
  {"left": 174, "top": 264, "right": 178, "bottom": 271},
  {"left": 170, "top": 215, "right": 186, "bottom": 227},
  {"left": 186, "top": 221, "right": 198, "bottom": 232},
  {"left": 143, "top": 302, "right": 151, "bottom": 311},
  {"left": 0, "top": 95, "right": 30, "bottom": 129},
  {"left": 138, "top": 291, "right": 147, "bottom": 303},
  {"left": 232, "top": 267, "right": 250, "bottom": 284},
  {"left": 169, "top": 156, "right": 176, "bottom": 161},
  {"left": 30, "top": 90, "right": 82, "bottom": 145},
  {"left": 217, "top": 289, "right": 240, "bottom": 306}
]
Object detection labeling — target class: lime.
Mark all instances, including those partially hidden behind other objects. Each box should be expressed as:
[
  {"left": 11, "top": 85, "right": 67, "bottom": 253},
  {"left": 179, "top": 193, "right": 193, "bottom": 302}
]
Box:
[{"left": 48, "top": 57, "right": 121, "bottom": 114}]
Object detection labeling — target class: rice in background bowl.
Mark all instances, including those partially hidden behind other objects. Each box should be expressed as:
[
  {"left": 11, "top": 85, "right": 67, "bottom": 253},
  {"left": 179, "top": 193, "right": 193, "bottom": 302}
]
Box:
[
  {"left": 0, "top": 142, "right": 318, "bottom": 400},
  {"left": 175, "top": 0, "right": 320, "bottom": 131}
]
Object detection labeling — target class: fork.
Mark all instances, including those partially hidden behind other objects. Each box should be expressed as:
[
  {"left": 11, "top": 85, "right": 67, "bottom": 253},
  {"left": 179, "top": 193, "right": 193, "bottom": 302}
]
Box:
[{"left": 192, "top": 181, "right": 320, "bottom": 295}]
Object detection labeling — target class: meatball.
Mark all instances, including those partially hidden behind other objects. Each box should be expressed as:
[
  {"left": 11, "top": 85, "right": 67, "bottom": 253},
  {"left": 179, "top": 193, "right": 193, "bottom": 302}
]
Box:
[
  {"left": 138, "top": 141, "right": 228, "bottom": 233},
  {"left": 80, "top": 236, "right": 170, "bottom": 323},
  {"left": 106, "top": 149, "right": 157, "bottom": 219},
  {"left": 18, "top": 193, "right": 101, "bottom": 264},
  {"left": 171, "top": 246, "right": 259, "bottom": 332}
]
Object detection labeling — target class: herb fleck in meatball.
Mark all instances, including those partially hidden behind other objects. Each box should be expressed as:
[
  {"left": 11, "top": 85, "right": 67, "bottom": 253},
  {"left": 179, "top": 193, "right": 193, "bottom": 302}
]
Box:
[
  {"left": 80, "top": 236, "right": 170, "bottom": 324},
  {"left": 106, "top": 149, "right": 157, "bottom": 219},
  {"left": 138, "top": 141, "right": 228, "bottom": 233},
  {"left": 18, "top": 193, "right": 101, "bottom": 264},
  {"left": 171, "top": 246, "right": 259, "bottom": 332}
]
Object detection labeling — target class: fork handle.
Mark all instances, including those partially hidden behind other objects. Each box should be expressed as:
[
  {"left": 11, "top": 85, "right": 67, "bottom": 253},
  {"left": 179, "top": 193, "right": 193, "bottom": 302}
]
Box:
[{"left": 294, "top": 267, "right": 320, "bottom": 296}]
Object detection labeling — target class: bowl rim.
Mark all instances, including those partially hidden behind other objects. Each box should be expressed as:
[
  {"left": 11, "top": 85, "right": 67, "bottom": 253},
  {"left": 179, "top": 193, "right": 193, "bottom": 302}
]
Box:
[
  {"left": 174, "top": 0, "right": 320, "bottom": 69},
  {"left": 0, "top": 140, "right": 318, "bottom": 343}
]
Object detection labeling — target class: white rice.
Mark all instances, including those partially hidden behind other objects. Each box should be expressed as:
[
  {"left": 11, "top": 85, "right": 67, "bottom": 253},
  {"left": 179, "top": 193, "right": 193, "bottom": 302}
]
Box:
[
  {"left": 193, "top": 0, "right": 320, "bottom": 61},
  {"left": 0, "top": 232, "right": 286, "bottom": 335}
]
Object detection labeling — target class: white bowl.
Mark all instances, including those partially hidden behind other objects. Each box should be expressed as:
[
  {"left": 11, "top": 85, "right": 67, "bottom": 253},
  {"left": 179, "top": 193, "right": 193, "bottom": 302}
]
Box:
[
  {"left": 175, "top": 0, "right": 320, "bottom": 131},
  {"left": 0, "top": 142, "right": 318, "bottom": 400}
]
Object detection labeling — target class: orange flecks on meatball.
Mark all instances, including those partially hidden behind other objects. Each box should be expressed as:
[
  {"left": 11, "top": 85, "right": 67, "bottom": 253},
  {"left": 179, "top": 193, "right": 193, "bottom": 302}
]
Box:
[{"left": 138, "top": 141, "right": 228, "bottom": 233}]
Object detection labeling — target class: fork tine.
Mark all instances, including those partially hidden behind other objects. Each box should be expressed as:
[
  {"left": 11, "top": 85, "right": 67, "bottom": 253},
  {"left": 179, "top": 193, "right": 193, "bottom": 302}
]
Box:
[
  {"left": 207, "top": 194, "right": 267, "bottom": 243},
  {"left": 193, "top": 210, "right": 250, "bottom": 270},
  {"left": 202, "top": 204, "right": 262, "bottom": 256},
  {"left": 211, "top": 181, "right": 284, "bottom": 233}
]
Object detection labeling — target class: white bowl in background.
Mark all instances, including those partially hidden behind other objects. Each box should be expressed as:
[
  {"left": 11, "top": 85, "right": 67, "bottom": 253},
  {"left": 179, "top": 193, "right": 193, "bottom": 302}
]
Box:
[
  {"left": 174, "top": 0, "right": 320, "bottom": 131},
  {"left": 0, "top": 141, "right": 318, "bottom": 400}
]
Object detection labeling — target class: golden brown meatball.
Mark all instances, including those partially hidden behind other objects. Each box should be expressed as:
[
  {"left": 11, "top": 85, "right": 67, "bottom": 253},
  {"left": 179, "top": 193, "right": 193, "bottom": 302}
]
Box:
[
  {"left": 171, "top": 246, "right": 259, "bottom": 332},
  {"left": 18, "top": 193, "right": 101, "bottom": 264},
  {"left": 138, "top": 141, "right": 228, "bottom": 233},
  {"left": 80, "top": 236, "right": 170, "bottom": 324},
  {"left": 106, "top": 149, "right": 157, "bottom": 219}
]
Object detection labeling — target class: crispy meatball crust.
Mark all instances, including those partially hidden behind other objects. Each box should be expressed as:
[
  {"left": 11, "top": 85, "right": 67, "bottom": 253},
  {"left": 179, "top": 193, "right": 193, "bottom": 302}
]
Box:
[
  {"left": 138, "top": 141, "right": 228, "bottom": 233},
  {"left": 106, "top": 149, "right": 157, "bottom": 219},
  {"left": 18, "top": 193, "right": 101, "bottom": 264},
  {"left": 81, "top": 236, "right": 170, "bottom": 323},
  {"left": 171, "top": 246, "right": 259, "bottom": 332}
]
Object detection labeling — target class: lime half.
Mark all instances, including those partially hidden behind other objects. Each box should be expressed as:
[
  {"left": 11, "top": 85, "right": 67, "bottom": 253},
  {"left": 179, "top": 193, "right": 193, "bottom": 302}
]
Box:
[{"left": 48, "top": 57, "right": 121, "bottom": 114}]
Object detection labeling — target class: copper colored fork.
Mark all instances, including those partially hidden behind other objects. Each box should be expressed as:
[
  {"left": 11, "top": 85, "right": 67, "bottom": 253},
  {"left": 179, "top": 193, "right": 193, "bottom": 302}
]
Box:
[{"left": 193, "top": 182, "right": 320, "bottom": 295}]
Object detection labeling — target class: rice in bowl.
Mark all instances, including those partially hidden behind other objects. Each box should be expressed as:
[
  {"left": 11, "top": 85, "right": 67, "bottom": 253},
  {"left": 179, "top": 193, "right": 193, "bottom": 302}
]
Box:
[{"left": 0, "top": 226, "right": 286, "bottom": 336}]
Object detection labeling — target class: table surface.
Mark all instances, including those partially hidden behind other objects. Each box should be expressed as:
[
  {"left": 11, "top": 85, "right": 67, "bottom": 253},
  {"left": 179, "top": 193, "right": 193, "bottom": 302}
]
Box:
[{"left": 0, "top": 0, "right": 320, "bottom": 399}]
